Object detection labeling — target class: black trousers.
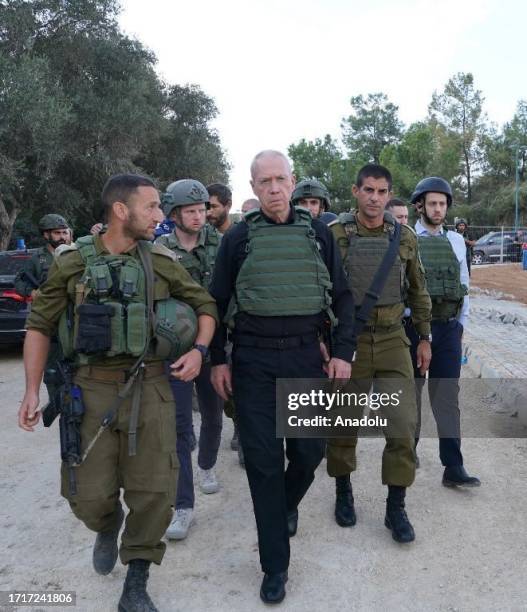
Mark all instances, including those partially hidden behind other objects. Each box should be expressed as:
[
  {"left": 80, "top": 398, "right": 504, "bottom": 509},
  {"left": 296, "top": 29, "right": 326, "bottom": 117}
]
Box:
[
  {"left": 232, "top": 341, "right": 325, "bottom": 574},
  {"left": 406, "top": 319, "right": 464, "bottom": 467}
]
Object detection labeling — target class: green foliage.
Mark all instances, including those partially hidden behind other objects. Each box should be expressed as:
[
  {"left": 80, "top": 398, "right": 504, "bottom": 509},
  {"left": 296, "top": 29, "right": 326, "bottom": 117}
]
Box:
[
  {"left": 0, "top": 0, "right": 229, "bottom": 248},
  {"left": 287, "top": 135, "right": 354, "bottom": 212},
  {"left": 287, "top": 76, "right": 526, "bottom": 226},
  {"left": 138, "top": 84, "right": 230, "bottom": 188},
  {"left": 341, "top": 93, "right": 403, "bottom": 164},
  {"left": 429, "top": 72, "right": 486, "bottom": 204},
  {"left": 380, "top": 120, "right": 462, "bottom": 200}
]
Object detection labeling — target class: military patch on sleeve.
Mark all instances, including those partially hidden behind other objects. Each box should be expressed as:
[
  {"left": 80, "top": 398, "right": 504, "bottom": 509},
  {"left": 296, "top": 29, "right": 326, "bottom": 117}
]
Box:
[{"left": 151, "top": 242, "right": 179, "bottom": 261}]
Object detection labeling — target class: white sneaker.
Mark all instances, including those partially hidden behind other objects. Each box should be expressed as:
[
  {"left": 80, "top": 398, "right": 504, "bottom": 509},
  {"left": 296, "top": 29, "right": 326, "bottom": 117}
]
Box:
[
  {"left": 198, "top": 467, "right": 219, "bottom": 494},
  {"left": 166, "top": 508, "right": 194, "bottom": 540}
]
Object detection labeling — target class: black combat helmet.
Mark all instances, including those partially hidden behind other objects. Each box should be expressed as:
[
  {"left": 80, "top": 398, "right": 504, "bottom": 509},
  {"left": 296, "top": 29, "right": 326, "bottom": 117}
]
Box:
[{"left": 410, "top": 177, "right": 453, "bottom": 207}]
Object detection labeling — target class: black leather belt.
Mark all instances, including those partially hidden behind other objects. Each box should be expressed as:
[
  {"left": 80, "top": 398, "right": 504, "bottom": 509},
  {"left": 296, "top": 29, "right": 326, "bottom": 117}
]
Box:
[
  {"left": 431, "top": 316, "right": 457, "bottom": 324},
  {"left": 233, "top": 333, "right": 319, "bottom": 349}
]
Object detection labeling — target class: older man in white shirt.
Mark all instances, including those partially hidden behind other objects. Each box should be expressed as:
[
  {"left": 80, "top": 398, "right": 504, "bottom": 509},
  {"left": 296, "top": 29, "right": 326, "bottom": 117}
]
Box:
[{"left": 408, "top": 177, "right": 480, "bottom": 488}]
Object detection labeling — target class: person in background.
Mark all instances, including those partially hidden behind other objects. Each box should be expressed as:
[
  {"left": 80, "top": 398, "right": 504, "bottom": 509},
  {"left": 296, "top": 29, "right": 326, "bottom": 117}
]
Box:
[{"left": 385, "top": 198, "right": 409, "bottom": 225}]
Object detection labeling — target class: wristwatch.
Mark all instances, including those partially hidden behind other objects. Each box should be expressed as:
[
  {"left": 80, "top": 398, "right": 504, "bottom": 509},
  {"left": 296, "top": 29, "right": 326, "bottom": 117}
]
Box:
[
  {"left": 193, "top": 343, "right": 210, "bottom": 358},
  {"left": 418, "top": 334, "right": 432, "bottom": 342}
]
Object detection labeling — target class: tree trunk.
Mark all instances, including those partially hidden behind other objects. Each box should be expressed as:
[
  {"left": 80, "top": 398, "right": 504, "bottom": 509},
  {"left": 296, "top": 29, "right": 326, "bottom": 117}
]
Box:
[
  {"left": 464, "top": 146, "right": 472, "bottom": 205},
  {"left": 0, "top": 196, "right": 20, "bottom": 250}
]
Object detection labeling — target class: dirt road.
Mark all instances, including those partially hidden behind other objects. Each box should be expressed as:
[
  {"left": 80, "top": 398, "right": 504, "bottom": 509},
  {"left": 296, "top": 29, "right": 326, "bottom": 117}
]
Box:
[
  {"left": 471, "top": 263, "right": 527, "bottom": 304},
  {"left": 1, "top": 346, "right": 526, "bottom": 612}
]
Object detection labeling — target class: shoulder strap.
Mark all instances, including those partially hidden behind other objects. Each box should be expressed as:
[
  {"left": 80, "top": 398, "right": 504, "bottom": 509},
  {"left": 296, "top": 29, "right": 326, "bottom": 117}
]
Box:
[
  {"left": 294, "top": 206, "right": 313, "bottom": 225},
  {"left": 338, "top": 211, "right": 356, "bottom": 225},
  {"left": 352, "top": 221, "right": 402, "bottom": 340},
  {"left": 137, "top": 241, "right": 155, "bottom": 344},
  {"left": 75, "top": 235, "right": 97, "bottom": 264}
]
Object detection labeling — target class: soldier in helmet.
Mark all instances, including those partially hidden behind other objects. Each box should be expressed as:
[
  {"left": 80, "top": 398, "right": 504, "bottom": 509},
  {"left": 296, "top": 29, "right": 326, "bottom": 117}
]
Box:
[
  {"left": 291, "top": 178, "right": 331, "bottom": 219},
  {"left": 156, "top": 179, "right": 225, "bottom": 542},
  {"left": 15, "top": 214, "right": 72, "bottom": 299},
  {"left": 408, "top": 177, "right": 480, "bottom": 488},
  {"left": 15, "top": 214, "right": 72, "bottom": 419},
  {"left": 455, "top": 218, "right": 476, "bottom": 275},
  {"left": 18, "top": 174, "right": 218, "bottom": 611},
  {"left": 326, "top": 164, "right": 432, "bottom": 545}
]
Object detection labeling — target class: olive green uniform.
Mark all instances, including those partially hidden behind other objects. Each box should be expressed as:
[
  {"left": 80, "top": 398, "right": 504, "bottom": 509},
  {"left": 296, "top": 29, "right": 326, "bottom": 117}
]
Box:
[
  {"left": 326, "top": 215, "right": 432, "bottom": 486},
  {"left": 14, "top": 246, "right": 54, "bottom": 297},
  {"left": 26, "top": 234, "right": 218, "bottom": 565},
  {"left": 156, "top": 223, "right": 221, "bottom": 289},
  {"left": 15, "top": 247, "right": 64, "bottom": 410}
]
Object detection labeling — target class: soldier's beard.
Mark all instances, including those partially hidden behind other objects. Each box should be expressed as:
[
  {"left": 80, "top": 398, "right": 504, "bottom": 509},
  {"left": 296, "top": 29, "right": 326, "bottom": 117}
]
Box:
[
  {"left": 209, "top": 210, "right": 228, "bottom": 228},
  {"left": 48, "top": 238, "right": 67, "bottom": 249},
  {"left": 123, "top": 213, "right": 154, "bottom": 241},
  {"left": 422, "top": 210, "right": 445, "bottom": 227}
]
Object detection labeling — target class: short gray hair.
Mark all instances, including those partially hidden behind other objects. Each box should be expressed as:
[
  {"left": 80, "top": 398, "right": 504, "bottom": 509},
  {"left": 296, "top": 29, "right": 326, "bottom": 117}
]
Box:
[{"left": 250, "top": 150, "right": 292, "bottom": 179}]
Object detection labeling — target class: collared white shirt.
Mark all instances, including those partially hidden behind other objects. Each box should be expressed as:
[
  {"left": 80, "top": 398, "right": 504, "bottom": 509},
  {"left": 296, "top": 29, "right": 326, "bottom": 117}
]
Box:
[{"left": 415, "top": 220, "right": 470, "bottom": 328}]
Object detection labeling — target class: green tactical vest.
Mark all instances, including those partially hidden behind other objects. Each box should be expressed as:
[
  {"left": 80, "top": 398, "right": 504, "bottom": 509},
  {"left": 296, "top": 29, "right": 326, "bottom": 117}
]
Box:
[
  {"left": 58, "top": 235, "right": 149, "bottom": 363},
  {"left": 339, "top": 212, "right": 405, "bottom": 308},
  {"left": 157, "top": 224, "right": 221, "bottom": 289},
  {"left": 417, "top": 232, "right": 467, "bottom": 319},
  {"left": 234, "top": 207, "right": 333, "bottom": 317}
]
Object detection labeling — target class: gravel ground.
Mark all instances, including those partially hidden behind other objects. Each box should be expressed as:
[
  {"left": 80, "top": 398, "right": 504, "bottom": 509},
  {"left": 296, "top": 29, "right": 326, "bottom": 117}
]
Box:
[{"left": 1, "top": 336, "right": 527, "bottom": 612}]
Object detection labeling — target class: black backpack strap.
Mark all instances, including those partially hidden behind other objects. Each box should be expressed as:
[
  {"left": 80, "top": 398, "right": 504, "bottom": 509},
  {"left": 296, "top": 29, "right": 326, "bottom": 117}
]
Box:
[{"left": 352, "top": 222, "right": 402, "bottom": 340}]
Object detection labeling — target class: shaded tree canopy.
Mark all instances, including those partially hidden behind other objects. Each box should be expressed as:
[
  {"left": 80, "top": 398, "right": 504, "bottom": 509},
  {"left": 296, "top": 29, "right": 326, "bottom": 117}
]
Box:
[
  {"left": 342, "top": 92, "right": 403, "bottom": 164},
  {"left": 0, "top": 0, "right": 229, "bottom": 249}
]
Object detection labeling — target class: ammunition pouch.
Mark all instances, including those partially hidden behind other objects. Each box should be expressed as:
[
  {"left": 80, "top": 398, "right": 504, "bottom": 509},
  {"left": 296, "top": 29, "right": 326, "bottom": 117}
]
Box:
[{"left": 75, "top": 303, "right": 114, "bottom": 354}]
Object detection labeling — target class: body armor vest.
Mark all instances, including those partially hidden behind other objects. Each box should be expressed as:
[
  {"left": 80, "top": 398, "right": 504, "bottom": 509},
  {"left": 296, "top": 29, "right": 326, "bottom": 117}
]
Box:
[
  {"left": 417, "top": 232, "right": 467, "bottom": 319},
  {"left": 339, "top": 212, "right": 405, "bottom": 307},
  {"left": 234, "top": 207, "right": 332, "bottom": 317},
  {"left": 157, "top": 224, "right": 220, "bottom": 289},
  {"left": 59, "top": 236, "right": 148, "bottom": 363}
]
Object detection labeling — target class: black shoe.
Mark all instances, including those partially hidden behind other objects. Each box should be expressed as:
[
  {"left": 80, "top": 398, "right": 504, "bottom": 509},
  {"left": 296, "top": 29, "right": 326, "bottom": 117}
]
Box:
[
  {"left": 231, "top": 429, "right": 239, "bottom": 451},
  {"left": 385, "top": 485, "right": 415, "bottom": 543},
  {"left": 334, "top": 475, "right": 356, "bottom": 527},
  {"left": 260, "top": 571, "right": 288, "bottom": 604},
  {"left": 287, "top": 509, "right": 298, "bottom": 537},
  {"left": 442, "top": 465, "right": 481, "bottom": 488},
  {"left": 118, "top": 559, "right": 158, "bottom": 612},
  {"left": 238, "top": 445, "right": 245, "bottom": 468},
  {"left": 93, "top": 504, "right": 124, "bottom": 575}
]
